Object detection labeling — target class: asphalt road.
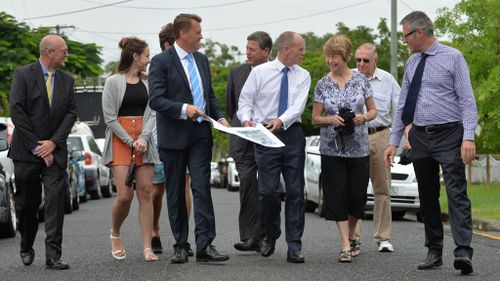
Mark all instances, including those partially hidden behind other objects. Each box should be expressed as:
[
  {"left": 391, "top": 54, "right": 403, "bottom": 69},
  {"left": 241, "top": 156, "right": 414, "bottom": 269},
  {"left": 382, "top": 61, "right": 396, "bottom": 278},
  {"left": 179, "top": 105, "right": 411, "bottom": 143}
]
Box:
[{"left": 1, "top": 188, "right": 499, "bottom": 281}]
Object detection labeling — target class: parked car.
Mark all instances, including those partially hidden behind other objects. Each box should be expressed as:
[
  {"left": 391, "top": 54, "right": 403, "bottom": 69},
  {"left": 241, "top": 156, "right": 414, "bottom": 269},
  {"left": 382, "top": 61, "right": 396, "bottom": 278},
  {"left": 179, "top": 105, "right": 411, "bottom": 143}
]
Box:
[
  {"left": 304, "top": 135, "right": 420, "bottom": 219},
  {"left": 65, "top": 150, "right": 86, "bottom": 212},
  {"left": 210, "top": 162, "right": 221, "bottom": 188},
  {"left": 67, "top": 134, "right": 112, "bottom": 200},
  {"left": 0, "top": 136, "right": 16, "bottom": 238},
  {"left": 226, "top": 157, "right": 240, "bottom": 191}
]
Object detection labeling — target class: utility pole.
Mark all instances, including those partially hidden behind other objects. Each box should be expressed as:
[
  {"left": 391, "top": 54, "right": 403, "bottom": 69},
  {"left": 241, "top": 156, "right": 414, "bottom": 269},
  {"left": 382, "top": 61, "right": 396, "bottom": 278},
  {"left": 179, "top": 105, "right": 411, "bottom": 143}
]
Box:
[
  {"left": 45, "top": 24, "right": 75, "bottom": 35},
  {"left": 390, "top": 0, "right": 398, "bottom": 80}
]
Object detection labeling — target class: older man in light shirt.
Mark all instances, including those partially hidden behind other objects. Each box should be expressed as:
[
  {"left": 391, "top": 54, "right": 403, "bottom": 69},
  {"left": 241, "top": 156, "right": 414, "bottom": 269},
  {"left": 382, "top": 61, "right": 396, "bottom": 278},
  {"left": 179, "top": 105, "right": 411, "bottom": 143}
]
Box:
[{"left": 354, "top": 43, "right": 400, "bottom": 253}]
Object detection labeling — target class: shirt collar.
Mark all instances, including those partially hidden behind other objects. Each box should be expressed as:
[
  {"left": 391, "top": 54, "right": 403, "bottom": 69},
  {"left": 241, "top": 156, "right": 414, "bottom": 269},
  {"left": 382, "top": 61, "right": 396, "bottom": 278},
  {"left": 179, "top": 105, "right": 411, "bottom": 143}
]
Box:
[
  {"left": 273, "top": 58, "right": 294, "bottom": 72},
  {"left": 174, "top": 42, "right": 190, "bottom": 60},
  {"left": 39, "top": 60, "right": 55, "bottom": 76},
  {"left": 422, "top": 40, "right": 440, "bottom": 56},
  {"left": 371, "top": 68, "right": 382, "bottom": 81}
]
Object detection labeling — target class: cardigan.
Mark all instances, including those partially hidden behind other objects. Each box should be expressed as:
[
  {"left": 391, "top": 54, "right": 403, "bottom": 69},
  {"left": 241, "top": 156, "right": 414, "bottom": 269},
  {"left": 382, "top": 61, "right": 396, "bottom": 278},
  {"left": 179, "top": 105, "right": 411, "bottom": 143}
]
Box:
[{"left": 101, "top": 73, "right": 160, "bottom": 165}]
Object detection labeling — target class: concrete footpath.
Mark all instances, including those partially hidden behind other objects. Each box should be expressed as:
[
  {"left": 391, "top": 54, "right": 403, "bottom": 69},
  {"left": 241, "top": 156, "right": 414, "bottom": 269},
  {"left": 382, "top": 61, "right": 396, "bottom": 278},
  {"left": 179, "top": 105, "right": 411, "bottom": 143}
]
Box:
[{"left": 442, "top": 213, "right": 500, "bottom": 240}]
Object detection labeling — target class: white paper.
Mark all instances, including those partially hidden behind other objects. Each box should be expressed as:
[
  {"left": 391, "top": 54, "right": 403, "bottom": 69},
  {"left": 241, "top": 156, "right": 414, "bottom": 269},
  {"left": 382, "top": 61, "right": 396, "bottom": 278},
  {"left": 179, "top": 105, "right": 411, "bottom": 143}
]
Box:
[{"left": 205, "top": 117, "right": 285, "bottom": 148}]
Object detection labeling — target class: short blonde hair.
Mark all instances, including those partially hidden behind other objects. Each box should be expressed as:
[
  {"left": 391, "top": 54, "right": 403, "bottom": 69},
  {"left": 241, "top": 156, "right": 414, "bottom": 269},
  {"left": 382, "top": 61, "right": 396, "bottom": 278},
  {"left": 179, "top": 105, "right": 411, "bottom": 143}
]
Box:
[{"left": 323, "top": 35, "right": 352, "bottom": 62}]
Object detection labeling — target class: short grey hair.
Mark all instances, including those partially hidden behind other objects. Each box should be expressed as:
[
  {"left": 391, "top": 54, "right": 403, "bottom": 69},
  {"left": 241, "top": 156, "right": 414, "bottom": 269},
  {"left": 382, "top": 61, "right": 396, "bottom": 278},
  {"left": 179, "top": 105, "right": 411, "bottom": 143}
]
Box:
[
  {"left": 275, "top": 31, "right": 296, "bottom": 51},
  {"left": 356, "top": 43, "right": 378, "bottom": 60},
  {"left": 400, "top": 11, "right": 434, "bottom": 36}
]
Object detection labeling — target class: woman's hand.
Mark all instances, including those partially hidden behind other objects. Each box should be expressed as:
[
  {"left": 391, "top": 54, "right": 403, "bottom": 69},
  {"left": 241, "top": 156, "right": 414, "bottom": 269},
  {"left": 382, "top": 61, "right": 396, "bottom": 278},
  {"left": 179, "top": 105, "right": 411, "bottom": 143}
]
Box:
[
  {"left": 329, "top": 115, "right": 345, "bottom": 127},
  {"left": 354, "top": 114, "right": 366, "bottom": 126},
  {"left": 133, "top": 139, "right": 147, "bottom": 154}
]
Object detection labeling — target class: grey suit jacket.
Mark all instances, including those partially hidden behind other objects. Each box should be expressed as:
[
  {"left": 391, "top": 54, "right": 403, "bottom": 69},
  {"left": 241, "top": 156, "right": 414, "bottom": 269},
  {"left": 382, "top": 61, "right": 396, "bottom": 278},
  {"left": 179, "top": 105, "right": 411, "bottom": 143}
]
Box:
[
  {"left": 225, "top": 63, "right": 254, "bottom": 158},
  {"left": 8, "top": 61, "right": 78, "bottom": 170},
  {"left": 148, "top": 46, "right": 224, "bottom": 150}
]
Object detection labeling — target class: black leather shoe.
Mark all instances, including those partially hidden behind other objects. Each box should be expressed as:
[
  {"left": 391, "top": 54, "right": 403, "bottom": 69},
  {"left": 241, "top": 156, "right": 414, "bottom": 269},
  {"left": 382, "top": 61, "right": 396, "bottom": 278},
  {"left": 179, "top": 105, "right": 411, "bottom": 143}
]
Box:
[
  {"left": 417, "top": 251, "right": 443, "bottom": 269},
  {"left": 20, "top": 249, "right": 35, "bottom": 266},
  {"left": 171, "top": 248, "right": 188, "bottom": 264},
  {"left": 454, "top": 256, "right": 473, "bottom": 275},
  {"left": 287, "top": 250, "right": 305, "bottom": 263},
  {"left": 196, "top": 245, "right": 229, "bottom": 262},
  {"left": 260, "top": 239, "right": 276, "bottom": 257},
  {"left": 188, "top": 247, "right": 194, "bottom": 257},
  {"left": 151, "top": 236, "right": 163, "bottom": 254},
  {"left": 234, "top": 239, "right": 260, "bottom": 252},
  {"left": 46, "top": 258, "right": 70, "bottom": 270}
]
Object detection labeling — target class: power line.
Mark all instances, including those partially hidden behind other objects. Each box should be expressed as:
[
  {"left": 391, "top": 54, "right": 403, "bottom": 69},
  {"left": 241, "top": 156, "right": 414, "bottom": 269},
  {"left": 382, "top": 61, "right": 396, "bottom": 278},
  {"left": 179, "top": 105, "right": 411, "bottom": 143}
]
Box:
[
  {"left": 23, "top": 0, "right": 133, "bottom": 20},
  {"left": 398, "top": 0, "right": 413, "bottom": 10},
  {"left": 82, "top": 0, "right": 255, "bottom": 10}
]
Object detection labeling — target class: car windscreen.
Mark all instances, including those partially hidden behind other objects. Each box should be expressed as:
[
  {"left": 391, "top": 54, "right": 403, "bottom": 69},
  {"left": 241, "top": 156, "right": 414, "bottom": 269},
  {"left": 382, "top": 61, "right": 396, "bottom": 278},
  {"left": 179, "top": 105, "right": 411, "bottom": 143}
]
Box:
[{"left": 67, "top": 137, "right": 84, "bottom": 152}]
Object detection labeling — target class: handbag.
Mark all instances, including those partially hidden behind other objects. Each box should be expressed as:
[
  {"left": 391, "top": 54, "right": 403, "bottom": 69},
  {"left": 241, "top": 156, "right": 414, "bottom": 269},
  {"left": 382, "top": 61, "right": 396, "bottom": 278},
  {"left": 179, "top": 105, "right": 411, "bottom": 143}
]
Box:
[
  {"left": 398, "top": 148, "right": 412, "bottom": 165},
  {"left": 125, "top": 149, "right": 136, "bottom": 188}
]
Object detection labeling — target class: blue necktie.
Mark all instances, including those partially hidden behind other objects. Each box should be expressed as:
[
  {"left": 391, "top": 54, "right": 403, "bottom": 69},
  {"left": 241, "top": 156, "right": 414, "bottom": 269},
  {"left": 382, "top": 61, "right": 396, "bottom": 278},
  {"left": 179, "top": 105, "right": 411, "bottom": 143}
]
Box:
[
  {"left": 278, "top": 67, "right": 289, "bottom": 116},
  {"left": 401, "top": 53, "right": 428, "bottom": 126},
  {"left": 186, "top": 54, "right": 204, "bottom": 122}
]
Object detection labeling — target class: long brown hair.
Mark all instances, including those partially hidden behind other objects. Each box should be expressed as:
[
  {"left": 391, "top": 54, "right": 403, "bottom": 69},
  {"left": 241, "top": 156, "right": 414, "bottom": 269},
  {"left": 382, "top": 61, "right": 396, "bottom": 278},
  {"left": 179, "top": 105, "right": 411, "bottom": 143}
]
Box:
[{"left": 117, "top": 36, "right": 148, "bottom": 79}]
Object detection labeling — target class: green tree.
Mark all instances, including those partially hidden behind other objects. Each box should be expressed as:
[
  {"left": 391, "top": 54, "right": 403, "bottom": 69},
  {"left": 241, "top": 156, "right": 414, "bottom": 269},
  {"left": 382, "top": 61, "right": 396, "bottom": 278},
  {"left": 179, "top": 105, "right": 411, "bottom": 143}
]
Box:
[
  {"left": 0, "top": 12, "right": 103, "bottom": 114},
  {"left": 435, "top": 0, "right": 500, "bottom": 153},
  {"left": 202, "top": 38, "right": 241, "bottom": 67}
]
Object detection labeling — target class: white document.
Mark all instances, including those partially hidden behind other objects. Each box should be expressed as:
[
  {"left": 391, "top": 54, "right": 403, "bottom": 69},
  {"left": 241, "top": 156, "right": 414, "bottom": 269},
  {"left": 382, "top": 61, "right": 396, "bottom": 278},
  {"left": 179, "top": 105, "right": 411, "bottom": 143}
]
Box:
[{"left": 205, "top": 117, "right": 285, "bottom": 148}]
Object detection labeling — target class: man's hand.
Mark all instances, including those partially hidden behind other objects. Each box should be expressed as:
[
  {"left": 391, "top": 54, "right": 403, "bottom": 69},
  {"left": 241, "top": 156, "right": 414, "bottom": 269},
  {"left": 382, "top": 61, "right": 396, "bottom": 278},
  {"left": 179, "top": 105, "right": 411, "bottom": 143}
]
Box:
[
  {"left": 43, "top": 153, "right": 54, "bottom": 167},
  {"left": 242, "top": 120, "right": 256, "bottom": 127},
  {"left": 133, "top": 139, "right": 147, "bottom": 154},
  {"left": 383, "top": 145, "right": 397, "bottom": 168},
  {"left": 266, "top": 118, "right": 283, "bottom": 132},
  {"left": 218, "top": 119, "right": 230, "bottom": 128},
  {"left": 186, "top": 104, "right": 206, "bottom": 120},
  {"left": 35, "top": 140, "right": 56, "bottom": 158},
  {"left": 403, "top": 125, "right": 412, "bottom": 149},
  {"left": 461, "top": 140, "right": 476, "bottom": 165}
]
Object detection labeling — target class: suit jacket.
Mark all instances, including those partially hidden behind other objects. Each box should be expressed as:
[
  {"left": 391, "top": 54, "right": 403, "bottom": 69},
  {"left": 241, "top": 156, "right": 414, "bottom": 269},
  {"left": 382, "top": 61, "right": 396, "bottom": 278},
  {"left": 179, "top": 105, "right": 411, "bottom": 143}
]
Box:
[
  {"left": 225, "top": 64, "right": 254, "bottom": 158},
  {"left": 8, "top": 61, "right": 78, "bottom": 170},
  {"left": 148, "top": 46, "right": 224, "bottom": 150}
]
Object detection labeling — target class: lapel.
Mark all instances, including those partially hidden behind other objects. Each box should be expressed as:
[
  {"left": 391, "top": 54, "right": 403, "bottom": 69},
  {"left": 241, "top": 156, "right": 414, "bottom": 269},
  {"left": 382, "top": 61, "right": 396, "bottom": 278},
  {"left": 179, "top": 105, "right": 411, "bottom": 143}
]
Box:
[
  {"left": 169, "top": 47, "right": 190, "bottom": 89},
  {"left": 32, "top": 62, "right": 51, "bottom": 109},
  {"left": 51, "top": 70, "right": 65, "bottom": 110}
]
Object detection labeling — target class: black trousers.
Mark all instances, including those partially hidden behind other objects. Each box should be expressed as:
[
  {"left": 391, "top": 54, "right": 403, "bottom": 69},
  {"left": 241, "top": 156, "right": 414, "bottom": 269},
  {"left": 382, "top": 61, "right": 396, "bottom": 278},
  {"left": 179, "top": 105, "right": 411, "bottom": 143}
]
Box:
[
  {"left": 254, "top": 124, "right": 305, "bottom": 251},
  {"left": 409, "top": 122, "right": 473, "bottom": 258},
  {"left": 14, "top": 160, "right": 68, "bottom": 260},
  {"left": 159, "top": 121, "right": 215, "bottom": 252},
  {"left": 234, "top": 151, "right": 265, "bottom": 242}
]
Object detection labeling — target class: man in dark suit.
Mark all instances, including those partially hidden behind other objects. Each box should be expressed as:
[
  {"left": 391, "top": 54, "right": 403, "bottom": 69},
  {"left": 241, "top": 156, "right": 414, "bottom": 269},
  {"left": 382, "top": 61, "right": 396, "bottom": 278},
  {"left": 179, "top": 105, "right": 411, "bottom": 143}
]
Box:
[
  {"left": 149, "top": 13, "right": 230, "bottom": 264},
  {"left": 9, "top": 34, "right": 77, "bottom": 270},
  {"left": 226, "top": 31, "right": 272, "bottom": 252}
]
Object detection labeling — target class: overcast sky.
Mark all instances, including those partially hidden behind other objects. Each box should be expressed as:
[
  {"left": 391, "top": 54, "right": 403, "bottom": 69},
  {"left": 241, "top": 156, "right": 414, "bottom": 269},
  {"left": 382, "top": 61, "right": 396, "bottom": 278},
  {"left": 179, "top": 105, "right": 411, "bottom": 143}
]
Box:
[{"left": 2, "top": 0, "right": 459, "bottom": 65}]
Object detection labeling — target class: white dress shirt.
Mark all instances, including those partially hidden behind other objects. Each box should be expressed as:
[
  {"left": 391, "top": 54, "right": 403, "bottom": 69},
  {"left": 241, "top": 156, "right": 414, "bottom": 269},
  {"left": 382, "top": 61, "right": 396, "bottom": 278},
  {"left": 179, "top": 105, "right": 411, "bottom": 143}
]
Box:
[
  {"left": 356, "top": 67, "right": 400, "bottom": 128},
  {"left": 174, "top": 42, "right": 205, "bottom": 120},
  {"left": 237, "top": 59, "right": 311, "bottom": 129}
]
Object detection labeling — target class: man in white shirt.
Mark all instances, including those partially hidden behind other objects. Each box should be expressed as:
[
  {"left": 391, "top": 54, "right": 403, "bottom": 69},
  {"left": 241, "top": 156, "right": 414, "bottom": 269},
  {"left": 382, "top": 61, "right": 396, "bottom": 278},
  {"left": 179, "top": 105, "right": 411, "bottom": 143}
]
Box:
[
  {"left": 237, "top": 31, "right": 311, "bottom": 263},
  {"left": 354, "top": 43, "right": 400, "bottom": 252}
]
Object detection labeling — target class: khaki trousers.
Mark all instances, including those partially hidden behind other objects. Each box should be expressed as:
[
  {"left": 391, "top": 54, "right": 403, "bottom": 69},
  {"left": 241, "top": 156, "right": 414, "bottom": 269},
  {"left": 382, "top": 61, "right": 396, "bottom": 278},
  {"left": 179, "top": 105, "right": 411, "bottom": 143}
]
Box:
[{"left": 355, "top": 128, "right": 392, "bottom": 242}]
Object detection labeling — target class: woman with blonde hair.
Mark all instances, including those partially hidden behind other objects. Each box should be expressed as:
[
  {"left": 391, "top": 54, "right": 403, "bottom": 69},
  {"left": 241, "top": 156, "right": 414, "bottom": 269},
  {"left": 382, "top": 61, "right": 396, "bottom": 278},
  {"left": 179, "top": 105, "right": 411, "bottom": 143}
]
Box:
[
  {"left": 102, "top": 36, "right": 159, "bottom": 262},
  {"left": 312, "top": 35, "right": 377, "bottom": 262}
]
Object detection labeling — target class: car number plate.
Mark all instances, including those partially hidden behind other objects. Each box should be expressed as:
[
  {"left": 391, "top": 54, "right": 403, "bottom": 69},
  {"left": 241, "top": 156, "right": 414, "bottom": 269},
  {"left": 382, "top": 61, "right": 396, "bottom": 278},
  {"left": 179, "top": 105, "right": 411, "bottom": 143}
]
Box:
[{"left": 390, "top": 185, "right": 399, "bottom": 195}]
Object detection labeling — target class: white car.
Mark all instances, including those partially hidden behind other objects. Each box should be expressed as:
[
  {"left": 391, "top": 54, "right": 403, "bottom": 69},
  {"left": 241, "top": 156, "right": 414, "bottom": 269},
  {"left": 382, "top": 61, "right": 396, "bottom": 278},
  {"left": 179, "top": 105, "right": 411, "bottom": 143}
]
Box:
[
  {"left": 226, "top": 157, "right": 240, "bottom": 191},
  {"left": 304, "top": 135, "right": 420, "bottom": 219}
]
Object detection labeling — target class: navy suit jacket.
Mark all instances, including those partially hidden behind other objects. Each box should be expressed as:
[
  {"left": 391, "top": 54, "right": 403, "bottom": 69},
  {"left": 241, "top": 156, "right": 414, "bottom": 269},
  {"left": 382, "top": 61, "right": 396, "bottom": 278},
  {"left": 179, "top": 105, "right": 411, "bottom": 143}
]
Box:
[
  {"left": 8, "top": 61, "right": 78, "bottom": 170},
  {"left": 149, "top": 47, "right": 224, "bottom": 150}
]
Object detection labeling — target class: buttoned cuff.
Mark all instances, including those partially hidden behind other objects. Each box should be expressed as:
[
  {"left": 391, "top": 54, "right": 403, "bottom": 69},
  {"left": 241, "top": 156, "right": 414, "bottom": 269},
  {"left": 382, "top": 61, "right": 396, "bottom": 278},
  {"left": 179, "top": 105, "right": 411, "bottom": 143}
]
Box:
[{"left": 180, "top": 103, "right": 188, "bottom": 120}]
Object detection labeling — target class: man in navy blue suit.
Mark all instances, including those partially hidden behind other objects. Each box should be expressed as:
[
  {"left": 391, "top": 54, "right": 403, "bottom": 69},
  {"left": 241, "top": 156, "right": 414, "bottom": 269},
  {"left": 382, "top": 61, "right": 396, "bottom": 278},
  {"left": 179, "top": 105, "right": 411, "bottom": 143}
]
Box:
[{"left": 148, "top": 13, "right": 230, "bottom": 264}]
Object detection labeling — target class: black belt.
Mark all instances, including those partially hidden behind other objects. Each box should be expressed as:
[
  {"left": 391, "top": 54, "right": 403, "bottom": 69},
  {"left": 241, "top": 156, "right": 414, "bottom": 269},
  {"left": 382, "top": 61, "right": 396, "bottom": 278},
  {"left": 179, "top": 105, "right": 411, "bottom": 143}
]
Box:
[
  {"left": 414, "top": 122, "right": 460, "bottom": 134},
  {"left": 368, "top": 126, "right": 387, "bottom": 135},
  {"left": 262, "top": 122, "right": 301, "bottom": 129}
]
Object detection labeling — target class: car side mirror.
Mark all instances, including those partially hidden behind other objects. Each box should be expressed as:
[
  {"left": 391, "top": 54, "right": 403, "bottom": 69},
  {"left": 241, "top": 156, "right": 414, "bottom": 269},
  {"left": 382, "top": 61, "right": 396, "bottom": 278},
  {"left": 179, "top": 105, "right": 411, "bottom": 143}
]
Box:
[
  {"left": 0, "top": 138, "right": 8, "bottom": 151},
  {"left": 70, "top": 150, "right": 86, "bottom": 161}
]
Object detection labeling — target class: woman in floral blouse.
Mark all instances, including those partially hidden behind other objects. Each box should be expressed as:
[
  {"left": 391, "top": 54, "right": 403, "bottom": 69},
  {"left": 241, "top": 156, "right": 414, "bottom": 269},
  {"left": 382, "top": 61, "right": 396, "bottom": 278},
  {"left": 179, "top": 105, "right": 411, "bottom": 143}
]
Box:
[{"left": 312, "top": 35, "right": 377, "bottom": 263}]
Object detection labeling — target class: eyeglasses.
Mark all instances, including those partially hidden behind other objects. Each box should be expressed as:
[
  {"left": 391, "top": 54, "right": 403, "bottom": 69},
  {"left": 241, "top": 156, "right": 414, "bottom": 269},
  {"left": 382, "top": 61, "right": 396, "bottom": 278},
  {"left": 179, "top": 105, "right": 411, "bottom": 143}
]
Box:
[
  {"left": 403, "top": 29, "right": 417, "bottom": 39},
  {"left": 355, "top": 58, "right": 370, "bottom": 64}
]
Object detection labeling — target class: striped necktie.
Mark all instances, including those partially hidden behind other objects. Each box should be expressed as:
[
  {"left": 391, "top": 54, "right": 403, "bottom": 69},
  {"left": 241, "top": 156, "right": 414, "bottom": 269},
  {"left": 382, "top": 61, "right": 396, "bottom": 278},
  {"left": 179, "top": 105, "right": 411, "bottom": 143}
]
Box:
[{"left": 186, "top": 54, "right": 204, "bottom": 122}]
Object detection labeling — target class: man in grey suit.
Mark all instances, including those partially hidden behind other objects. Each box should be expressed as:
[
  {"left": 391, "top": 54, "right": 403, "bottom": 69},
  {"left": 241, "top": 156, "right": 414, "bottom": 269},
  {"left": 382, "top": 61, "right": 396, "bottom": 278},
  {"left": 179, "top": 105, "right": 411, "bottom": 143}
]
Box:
[
  {"left": 148, "top": 13, "right": 230, "bottom": 264},
  {"left": 226, "top": 31, "right": 272, "bottom": 252},
  {"left": 9, "top": 34, "right": 77, "bottom": 270}
]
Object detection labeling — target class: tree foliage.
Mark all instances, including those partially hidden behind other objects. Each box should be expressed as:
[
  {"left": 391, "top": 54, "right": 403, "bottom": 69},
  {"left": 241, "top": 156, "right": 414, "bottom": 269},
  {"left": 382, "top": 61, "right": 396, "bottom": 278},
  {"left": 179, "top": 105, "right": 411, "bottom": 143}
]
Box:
[
  {"left": 435, "top": 0, "right": 500, "bottom": 153},
  {"left": 0, "top": 12, "right": 103, "bottom": 115}
]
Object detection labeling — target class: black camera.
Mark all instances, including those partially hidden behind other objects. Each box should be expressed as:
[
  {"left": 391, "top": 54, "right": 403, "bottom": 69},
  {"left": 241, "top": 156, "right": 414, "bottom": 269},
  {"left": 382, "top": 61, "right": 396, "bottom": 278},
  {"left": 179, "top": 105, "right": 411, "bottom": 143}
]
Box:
[{"left": 335, "top": 107, "right": 355, "bottom": 136}]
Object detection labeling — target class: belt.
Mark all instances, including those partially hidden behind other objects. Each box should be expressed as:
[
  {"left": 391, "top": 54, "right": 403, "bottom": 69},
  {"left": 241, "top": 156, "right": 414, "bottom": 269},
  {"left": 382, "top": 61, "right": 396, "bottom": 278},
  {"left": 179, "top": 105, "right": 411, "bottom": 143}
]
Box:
[
  {"left": 262, "top": 122, "right": 301, "bottom": 129},
  {"left": 414, "top": 122, "right": 460, "bottom": 134},
  {"left": 368, "top": 126, "right": 387, "bottom": 135}
]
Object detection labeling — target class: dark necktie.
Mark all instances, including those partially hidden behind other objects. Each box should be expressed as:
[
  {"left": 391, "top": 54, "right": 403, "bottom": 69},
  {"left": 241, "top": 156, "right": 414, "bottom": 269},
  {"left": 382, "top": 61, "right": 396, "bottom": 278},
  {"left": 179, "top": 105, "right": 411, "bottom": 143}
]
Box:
[
  {"left": 401, "top": 53, "right": 428, "bottom": 126},
  {"left": 278, "top": 67, "right": 289, "bottom": 116}
]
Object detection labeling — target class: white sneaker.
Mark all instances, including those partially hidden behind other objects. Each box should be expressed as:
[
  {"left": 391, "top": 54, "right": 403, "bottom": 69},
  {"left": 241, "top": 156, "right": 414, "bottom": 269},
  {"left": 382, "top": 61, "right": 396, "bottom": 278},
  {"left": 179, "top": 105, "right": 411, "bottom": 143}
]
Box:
[{"left": 378, "top": 241, "right": 394, "bottom": 252}]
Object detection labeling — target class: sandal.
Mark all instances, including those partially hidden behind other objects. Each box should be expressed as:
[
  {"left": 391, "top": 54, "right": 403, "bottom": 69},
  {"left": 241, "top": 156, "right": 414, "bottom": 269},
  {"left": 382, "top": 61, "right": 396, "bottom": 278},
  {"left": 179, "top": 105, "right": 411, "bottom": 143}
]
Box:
[
  {"left": 349, "top": 239, "right": 361, "bottom": 257},
  {"left": 110, "top": 229, "right": 126, "bottom": 260},
  {"left": 144, "top": 248, "right": 159, "bottom": 262},
  {"left": 339, "top": 250, "right": 352, "bottom": 263}
]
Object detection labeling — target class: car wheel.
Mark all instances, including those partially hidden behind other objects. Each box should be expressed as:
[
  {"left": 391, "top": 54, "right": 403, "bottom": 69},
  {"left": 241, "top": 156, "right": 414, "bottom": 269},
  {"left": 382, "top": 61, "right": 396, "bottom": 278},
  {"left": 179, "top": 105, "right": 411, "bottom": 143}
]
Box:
[
  {"left": 392, "top": 210, "right": 406, "bottom": 220},
  {"left": 304, "top": 191, "right": 317, "bottom": 213},
  {"left": 72, "top": 190, "right": 80, "bottom": 211},
  {"left": 64, "top": 188, "right": 73, "bottom": 214},
  {"left": 89, "top": 189, "right": 100, "bottom": 200},
  {"left": 0, "top": 186, "right": 17, "bottom": 238},
  {"left": 101, "top": 175, "right": 112, "bottom": 198}
]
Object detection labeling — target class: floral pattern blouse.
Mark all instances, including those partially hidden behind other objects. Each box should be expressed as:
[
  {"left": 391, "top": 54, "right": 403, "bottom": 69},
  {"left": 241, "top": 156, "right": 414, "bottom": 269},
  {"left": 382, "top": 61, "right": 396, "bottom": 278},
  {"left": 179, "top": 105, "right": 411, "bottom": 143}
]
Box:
[{"left": 313, "top": 71, "right": 373, "bottom": 158}]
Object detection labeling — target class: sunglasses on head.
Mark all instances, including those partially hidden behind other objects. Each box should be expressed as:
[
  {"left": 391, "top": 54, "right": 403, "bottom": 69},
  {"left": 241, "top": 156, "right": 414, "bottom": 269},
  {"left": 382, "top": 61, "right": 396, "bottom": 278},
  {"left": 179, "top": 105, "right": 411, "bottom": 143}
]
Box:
[{"left": 355, "top": 58, "right": 370, "bottom": 63}]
